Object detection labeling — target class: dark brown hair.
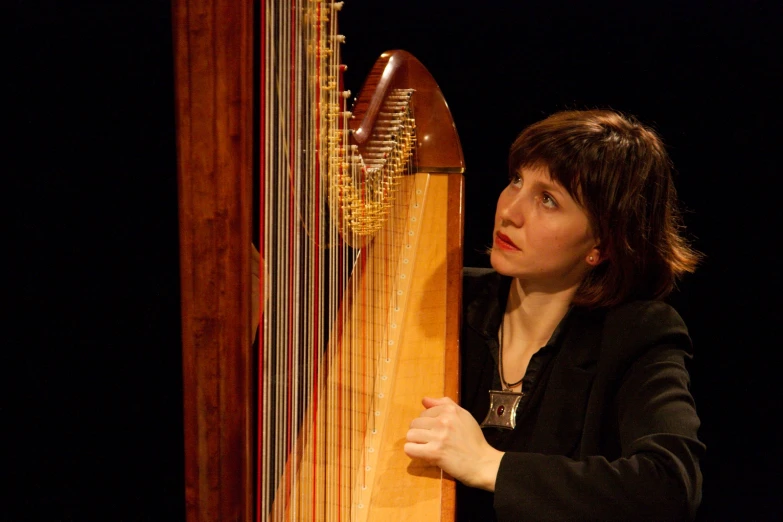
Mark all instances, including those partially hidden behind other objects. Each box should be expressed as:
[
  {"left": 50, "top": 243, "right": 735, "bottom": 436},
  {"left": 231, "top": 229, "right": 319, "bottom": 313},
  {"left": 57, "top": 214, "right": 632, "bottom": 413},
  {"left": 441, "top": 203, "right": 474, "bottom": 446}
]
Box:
[{"left": 508, "top": 109, "right": 702, "bottom": 308}]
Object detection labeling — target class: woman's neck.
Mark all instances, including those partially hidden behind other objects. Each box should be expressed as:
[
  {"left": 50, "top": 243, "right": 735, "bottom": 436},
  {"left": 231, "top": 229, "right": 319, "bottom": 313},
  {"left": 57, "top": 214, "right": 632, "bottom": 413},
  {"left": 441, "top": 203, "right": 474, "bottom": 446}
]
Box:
[{"left": 503, "top": 277, "right": 575, "bottom": 352}]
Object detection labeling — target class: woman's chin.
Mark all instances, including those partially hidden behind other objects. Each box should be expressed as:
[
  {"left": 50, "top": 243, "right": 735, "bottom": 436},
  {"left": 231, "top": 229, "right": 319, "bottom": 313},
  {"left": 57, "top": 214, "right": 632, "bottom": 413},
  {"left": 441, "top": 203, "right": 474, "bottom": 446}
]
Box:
[{"left": 490, "top": 249, "right": 518, "bottom": 277}]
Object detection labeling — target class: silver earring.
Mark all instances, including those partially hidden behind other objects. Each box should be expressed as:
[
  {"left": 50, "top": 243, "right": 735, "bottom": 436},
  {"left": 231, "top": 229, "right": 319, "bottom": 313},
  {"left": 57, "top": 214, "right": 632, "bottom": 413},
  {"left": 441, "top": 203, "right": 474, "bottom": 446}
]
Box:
[{"left": 588, "top": 256, "right": 594, "bottom": 263}]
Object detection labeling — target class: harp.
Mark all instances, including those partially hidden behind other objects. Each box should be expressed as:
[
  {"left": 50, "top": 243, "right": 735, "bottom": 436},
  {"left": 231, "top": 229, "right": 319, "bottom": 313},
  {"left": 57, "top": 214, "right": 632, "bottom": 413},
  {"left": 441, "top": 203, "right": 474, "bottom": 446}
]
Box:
[{"left": 174, "top": 1, "right": 464, "bottom": 520}]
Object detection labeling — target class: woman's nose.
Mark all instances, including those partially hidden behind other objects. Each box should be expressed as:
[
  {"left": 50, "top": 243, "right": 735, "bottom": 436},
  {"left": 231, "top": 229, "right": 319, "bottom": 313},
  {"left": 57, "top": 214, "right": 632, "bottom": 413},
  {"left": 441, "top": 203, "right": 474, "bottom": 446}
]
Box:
[{"left": 498, "top": 191, "right": 526, "bottom": 226}]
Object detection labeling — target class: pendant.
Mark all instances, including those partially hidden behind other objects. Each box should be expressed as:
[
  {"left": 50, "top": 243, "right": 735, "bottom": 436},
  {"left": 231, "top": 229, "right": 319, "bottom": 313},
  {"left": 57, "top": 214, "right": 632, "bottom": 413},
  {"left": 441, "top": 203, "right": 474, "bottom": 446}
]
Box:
[{"left": 480, "top": 389, "right": 524, "bottom": 430}]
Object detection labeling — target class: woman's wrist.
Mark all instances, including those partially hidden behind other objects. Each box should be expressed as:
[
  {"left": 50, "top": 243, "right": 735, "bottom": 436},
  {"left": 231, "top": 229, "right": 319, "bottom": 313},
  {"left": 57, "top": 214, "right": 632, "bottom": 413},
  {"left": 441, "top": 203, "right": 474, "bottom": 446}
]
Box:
[{"left": 472, "top": 448, "right": 505, "bottom": 492}]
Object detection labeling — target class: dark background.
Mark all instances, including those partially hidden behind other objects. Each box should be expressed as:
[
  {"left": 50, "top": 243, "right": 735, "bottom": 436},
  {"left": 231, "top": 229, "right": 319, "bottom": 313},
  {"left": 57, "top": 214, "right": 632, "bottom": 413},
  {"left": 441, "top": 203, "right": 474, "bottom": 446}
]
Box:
[{"left": 7, "top": 0, "right": 781, "bottom": 520}]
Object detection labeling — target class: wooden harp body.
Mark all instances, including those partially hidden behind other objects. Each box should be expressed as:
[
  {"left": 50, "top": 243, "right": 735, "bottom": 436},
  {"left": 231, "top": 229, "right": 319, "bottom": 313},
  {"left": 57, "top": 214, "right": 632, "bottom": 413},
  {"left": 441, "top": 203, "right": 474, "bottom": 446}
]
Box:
[{"left": 174, "top": 2, "right": 464, "bottom": 521}]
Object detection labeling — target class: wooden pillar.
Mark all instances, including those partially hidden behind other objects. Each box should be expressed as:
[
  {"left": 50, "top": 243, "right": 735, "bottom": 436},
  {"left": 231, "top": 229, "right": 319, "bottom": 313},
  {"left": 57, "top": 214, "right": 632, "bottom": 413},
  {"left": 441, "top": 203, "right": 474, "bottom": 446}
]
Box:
[{"left": 172, "top": 1, "right": 254, "bottom": 520}]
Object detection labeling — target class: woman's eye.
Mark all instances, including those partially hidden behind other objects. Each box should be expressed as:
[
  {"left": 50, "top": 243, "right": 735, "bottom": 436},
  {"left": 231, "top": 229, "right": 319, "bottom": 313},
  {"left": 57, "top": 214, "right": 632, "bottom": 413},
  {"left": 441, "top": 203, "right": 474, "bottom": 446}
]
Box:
[
  {"left": 509, "top": 174, "right": 522, "bottom": 186},
  {"left": 541, "top": 193, "right": 558, "bottom": 209}
]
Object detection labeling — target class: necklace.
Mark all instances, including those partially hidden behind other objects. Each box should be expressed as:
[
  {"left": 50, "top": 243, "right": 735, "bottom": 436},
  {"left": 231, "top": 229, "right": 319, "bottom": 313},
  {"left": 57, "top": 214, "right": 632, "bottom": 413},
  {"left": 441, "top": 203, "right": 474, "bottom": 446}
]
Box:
[
  {"left": 480, "top": 319, "right": 525, "bottom": 430},
  {"left": 498, "top": 321, "right": 524, "bottom": 389}
]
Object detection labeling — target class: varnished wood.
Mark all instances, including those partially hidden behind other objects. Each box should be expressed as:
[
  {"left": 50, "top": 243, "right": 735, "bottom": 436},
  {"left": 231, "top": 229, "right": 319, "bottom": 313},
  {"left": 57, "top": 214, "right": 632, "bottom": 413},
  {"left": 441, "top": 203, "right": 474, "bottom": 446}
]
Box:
[
  {"left": 173, "top": 0, "right": 254, "bottom": 521},
  {"left": 442, "top": 172, "right": 465, "bottom": 518},
  {"left": 274, "top": 172, "right": 463, "bottom": 521},
  {"left": 350, "top": 50, "right": 465, "bottom": 173},
  {"left": 367, "top": 172, "right": 463, "bottom": 521},
  {"left": 174, "top": 2, "right": 464, "bottom": 518}
]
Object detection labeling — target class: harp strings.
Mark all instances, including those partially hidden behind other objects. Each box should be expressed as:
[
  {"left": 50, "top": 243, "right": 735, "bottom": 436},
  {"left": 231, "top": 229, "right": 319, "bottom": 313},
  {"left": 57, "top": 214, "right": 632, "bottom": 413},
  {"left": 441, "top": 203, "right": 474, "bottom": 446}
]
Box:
[{"left": 260, "top": 1, "right": 417, "bottom": 519}]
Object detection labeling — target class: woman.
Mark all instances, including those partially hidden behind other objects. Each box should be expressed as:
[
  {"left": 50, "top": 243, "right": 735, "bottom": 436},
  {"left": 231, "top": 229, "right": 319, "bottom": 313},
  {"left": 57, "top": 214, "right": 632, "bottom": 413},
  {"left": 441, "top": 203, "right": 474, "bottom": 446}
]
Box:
[{"left": 404, "top": 110, "right": 704, "bottom": 521}]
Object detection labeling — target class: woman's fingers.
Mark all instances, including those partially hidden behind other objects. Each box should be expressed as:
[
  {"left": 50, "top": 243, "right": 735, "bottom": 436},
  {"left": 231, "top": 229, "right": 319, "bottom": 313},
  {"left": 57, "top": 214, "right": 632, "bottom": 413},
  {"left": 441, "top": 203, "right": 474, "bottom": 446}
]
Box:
[
  {"left": 418, "top": 398, "right": 459, "bottom": 419},
  {"left": 422, "top": 396, "right": 456, "bottom": 408},
  {"left": 405, "top": 428, "right": 429, "bottom": 444},
  {"left": 405, "top": 399, "right": 461, "bottom": 460},
  {"left": 403, "top": 440, "right": 433, "bottom": 460},
  {"left": 409, "top": 416, "right": 439, "bottom": 430},
  {"left": 405, "top": 396, "right": 503, "bottom": 491}
]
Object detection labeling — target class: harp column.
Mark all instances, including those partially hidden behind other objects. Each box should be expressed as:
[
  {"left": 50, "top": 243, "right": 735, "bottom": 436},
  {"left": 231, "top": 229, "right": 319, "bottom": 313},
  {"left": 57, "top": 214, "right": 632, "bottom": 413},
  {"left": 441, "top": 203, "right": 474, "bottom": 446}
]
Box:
[{"left": 173, "top": 0, "right": 255, "bottom": 521}]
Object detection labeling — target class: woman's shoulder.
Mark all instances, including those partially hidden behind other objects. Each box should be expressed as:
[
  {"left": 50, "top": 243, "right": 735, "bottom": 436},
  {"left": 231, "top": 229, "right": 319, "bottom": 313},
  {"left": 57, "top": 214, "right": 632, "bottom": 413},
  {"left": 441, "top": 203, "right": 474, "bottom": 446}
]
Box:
[
  {"left": 592, "top": 299, "right": 693, "bottom": 363},
  {"left": 462, "top": 266, "right": 497, "bottom": 280},
  {"left": 603, "top": 300, "right": 688, "bottom": 335},
  {"left": 460, "top": 267, "right": 510, "bottom": 333},
  {"left": 462, "top": 266, "right": 502, "bottom": 293},
  {"left": 461, "top": 267, "right": 510, "bottom": 305}
]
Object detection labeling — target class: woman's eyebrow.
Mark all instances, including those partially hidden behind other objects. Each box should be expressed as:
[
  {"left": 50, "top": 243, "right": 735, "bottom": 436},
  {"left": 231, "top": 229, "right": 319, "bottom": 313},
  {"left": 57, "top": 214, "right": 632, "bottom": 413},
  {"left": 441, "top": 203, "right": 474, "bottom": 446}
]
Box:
[{"left": 532, "top": 178, "right": 565, "bottom": 194}]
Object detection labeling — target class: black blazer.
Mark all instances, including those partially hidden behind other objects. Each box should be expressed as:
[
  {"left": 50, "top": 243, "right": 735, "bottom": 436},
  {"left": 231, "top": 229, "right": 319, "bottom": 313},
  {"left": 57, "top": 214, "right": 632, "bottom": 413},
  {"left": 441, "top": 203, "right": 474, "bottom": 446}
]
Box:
[{"left": 460, "top": 268, "right": 704, "bottom": 521}]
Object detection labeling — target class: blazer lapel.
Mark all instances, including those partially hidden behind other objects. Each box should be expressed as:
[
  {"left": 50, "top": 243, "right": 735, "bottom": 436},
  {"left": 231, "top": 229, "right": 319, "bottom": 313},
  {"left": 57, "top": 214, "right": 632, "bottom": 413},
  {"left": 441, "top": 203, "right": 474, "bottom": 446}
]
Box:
[{"left": 529, "top": 308, "right": 604, "bottom": 457}]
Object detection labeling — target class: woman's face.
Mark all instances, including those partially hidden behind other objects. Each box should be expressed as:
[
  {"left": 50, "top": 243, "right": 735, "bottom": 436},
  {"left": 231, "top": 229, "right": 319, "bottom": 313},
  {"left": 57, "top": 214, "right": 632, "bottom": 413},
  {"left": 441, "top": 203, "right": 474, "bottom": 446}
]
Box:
[{"left": 490, "top": 164, "right": 600, "bottom": 292}]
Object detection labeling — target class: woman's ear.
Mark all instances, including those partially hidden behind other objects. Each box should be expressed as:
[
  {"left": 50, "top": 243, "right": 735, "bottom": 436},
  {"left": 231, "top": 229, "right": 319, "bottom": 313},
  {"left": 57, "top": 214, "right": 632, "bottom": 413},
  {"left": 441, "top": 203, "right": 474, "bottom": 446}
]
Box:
[{"left": 586, "top": 246, "right": 602, "bottom": 266}]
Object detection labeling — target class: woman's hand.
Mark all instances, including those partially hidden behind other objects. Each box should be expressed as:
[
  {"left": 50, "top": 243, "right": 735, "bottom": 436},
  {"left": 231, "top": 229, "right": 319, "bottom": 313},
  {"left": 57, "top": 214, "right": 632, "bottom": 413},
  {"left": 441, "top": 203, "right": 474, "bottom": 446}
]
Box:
[{"left": 404, "top": 396, "right": 504, "bottom": 491}]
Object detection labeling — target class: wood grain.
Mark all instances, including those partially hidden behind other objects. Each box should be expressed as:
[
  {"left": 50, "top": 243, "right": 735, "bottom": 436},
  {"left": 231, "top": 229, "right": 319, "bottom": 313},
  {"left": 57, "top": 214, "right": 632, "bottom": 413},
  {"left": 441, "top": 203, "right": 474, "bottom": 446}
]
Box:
[{"left": 173, "top": 1, "right": 254, "bottom": 520}]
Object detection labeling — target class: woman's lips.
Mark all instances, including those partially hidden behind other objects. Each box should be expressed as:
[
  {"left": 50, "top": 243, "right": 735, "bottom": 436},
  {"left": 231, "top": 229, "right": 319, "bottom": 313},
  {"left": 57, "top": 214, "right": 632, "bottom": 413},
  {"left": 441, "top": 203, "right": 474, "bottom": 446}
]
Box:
[{"left": 495, "top": 232, "right": 520, "bottom": 251}]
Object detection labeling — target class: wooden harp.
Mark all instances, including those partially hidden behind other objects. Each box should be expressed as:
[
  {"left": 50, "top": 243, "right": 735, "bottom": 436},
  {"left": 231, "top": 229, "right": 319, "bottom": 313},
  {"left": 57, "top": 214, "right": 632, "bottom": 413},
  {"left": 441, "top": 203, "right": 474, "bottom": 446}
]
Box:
[{"left": 173, "top": 1, "right": 464, "bottom": 520}]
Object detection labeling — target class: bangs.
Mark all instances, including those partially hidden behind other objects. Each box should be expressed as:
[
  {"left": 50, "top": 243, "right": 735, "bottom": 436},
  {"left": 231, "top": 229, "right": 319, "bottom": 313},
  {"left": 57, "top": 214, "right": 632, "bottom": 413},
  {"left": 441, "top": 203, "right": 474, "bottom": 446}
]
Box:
[{"left": 508, "top": 134, "right": 590, "bottom": 208}]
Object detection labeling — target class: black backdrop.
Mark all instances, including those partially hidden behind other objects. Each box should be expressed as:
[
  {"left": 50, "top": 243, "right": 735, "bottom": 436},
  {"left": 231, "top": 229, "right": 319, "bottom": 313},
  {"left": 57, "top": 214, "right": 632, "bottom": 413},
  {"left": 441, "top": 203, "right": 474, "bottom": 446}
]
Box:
[{"left": 8, "top": 1, "right": 782, "bottom": 520}]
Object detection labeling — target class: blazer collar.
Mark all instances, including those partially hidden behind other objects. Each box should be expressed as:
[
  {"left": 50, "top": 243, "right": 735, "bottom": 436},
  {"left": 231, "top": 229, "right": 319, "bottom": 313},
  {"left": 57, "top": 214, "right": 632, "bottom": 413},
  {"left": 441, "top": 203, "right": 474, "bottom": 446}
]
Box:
[
  {"left": 463, "top": 269, "right": 607, "bottom": 455},
  {"left": 529, "top": 306, "right": 606, "bottom": 456},
  {"left": 464, "top": 270, "right": 511, "bottom": 342},
  {"left": 464, "top": 271, "right": 577, "bottom": 362}
]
